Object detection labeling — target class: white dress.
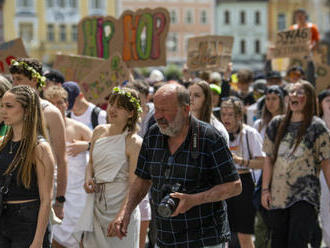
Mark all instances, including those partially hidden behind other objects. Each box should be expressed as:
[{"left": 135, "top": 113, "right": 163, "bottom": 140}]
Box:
[
  {"left": 53, "top": 143, "right": 88, "bottom": 248},
  {"left": 74, "top": 130, "right": 140, "bottom": 248}
]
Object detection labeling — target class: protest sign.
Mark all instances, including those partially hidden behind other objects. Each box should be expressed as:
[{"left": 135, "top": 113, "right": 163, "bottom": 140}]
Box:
[
  {"left": 0, "top": 38, "right": 28, "bottom": 74},
  {"left": 289, "top": 56, "right": 330, "bottom": 94},
  {"left": 53, "top": 54, "right": 105, "bottom": 82},
  {"left": 78, "top": 8, "right": 170, "bottom": 68},
  {"left": 79, "top": 53, "right": 129, "bottom": 105},
  {"left": 271, "top": 28, "right": 311, "bottom": 59},
  {"left": 187, "top": 35, "right": 234, "bottom": 72}
]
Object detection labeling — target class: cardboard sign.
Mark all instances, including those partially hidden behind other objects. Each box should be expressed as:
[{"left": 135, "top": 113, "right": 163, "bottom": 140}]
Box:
[
  {"left": 79, "top": 53, "right": 130, "bottom": 105},
  {"left": 78, "top": 8, "right": 170, "bottom": 68},
  {"left": 0, "top": 38, "right": 28, "bottom": 74},
  {"left": 187, "top": 35, "right": 234, "bottom": 72},
  {"left": 53, "top": 54, "right": 105, "bottom": 82},
  {"left": 271, "top": 28, "right": 311, "bottom": 59},
  {"left": 289, "top": 57, "right": 330, "bottom": 94}
]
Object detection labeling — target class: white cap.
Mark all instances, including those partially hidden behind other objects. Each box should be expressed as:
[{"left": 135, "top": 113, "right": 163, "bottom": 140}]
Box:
[
  {"left": 210, "top": 72, "right": 222, "bottom": 82},
  {"left": 148, "top": 69, "right": 164, "bottom": 83}
]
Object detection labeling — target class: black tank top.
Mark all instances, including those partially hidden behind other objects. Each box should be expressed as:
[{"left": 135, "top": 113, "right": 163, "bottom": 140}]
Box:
[{"left": 0, "top": 140, "right": 39, "bottom": 201}]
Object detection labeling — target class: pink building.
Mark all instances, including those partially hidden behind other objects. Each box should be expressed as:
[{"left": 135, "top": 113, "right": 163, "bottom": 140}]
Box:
[{"left": 118, "top": 0, "right": 214, "bottom": 63}]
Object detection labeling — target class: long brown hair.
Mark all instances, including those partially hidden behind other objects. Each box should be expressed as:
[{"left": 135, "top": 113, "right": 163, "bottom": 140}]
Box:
[
  {"left": 272, "top": 81, "right": 317, "bottom": 163},
  {"left": 259, "top": 86, "right": 286, "bottom": 132},
  {"left": 1, "top": 85, "right": 47, "bottom": 188},
  {"left": 189, "top": 80, "right": 212, "bottom": 123}
]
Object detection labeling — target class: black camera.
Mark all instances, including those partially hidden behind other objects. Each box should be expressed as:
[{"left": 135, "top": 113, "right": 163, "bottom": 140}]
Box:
[{"left": 157, "top": 183, "right": 183, "bottom": 218}]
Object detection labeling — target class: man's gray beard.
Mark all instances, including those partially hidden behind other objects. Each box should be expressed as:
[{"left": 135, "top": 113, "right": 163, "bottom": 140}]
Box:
[{"left": 158, "top": 125, "right": 178, "bottom": 137}]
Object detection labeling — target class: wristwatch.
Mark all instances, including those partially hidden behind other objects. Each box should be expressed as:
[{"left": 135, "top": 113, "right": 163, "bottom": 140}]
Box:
[{"left": 56, "top": 196, "right": 66, "bottom": 203}]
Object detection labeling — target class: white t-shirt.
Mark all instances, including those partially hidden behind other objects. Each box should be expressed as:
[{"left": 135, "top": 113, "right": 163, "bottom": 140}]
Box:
[
  {"left": 253, "top": 119, "right": 266, "bottom": 140},
  {"left": 229, "top": 124, "right": 265, "bottom": 171},
  {"left": 70, "top": 104, "right": 107, "bottom": 130},
  {"left": 210, "top": 114, "right": 229, "bottom": 146}
]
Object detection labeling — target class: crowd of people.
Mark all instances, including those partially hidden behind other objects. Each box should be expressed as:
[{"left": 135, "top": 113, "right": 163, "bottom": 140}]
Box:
[{"left": 0, "top": 7, "right": 329, "bottom": 248}]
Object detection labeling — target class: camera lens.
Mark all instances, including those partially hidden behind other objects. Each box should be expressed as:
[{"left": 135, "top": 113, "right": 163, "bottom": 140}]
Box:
[{"left": 157, "top": 195, "right": 179, "bottom": 218}]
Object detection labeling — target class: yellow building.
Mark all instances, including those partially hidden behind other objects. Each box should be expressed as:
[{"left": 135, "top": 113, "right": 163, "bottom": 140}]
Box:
[
  {"left": 3, "top": 0, "right": 116, "bottom": 64},
  {"left": 268, "top": 0, "right": 315, "bottom": 42}
]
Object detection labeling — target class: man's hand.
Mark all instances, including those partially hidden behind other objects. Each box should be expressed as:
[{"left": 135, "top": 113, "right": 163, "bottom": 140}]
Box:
[
  {"left": 170, "top": 192, "right": 198, "bottom": 217},
  {"left": 108, "top": 212, "right": 131, "bottom": 239},
  {"left": 53, "top": 203, "right": 64, "bottom": 219},
  {"left": 261, "top": 190, "right": 271, "bottom": 210},
  {"left": 67, "top": 140, "right": 89, "bottom": 157}
]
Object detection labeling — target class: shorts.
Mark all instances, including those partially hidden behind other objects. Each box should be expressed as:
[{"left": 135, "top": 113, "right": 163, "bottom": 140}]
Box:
[
  {"left": 226, "top": 173, "right": 256, "bottom": 234},
  {"left": 0, "top": 200, "right": 51, "bottom": 247}
]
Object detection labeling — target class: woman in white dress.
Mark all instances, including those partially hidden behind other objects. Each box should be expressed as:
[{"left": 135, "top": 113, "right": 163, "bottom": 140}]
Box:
[
  {"left": 76, "top": 87, "right": 142, "bottom": 248},
  {"left": 44, "top": 86, "right": 92, "bottom": 248}
]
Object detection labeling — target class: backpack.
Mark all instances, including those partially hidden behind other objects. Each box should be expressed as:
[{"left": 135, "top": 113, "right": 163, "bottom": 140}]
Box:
[{"left": 67, "top": 106, "right": 101, "bottom": 129}]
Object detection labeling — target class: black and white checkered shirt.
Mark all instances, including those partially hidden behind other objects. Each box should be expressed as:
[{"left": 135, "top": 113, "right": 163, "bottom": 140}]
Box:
[{"left": 135, "top": 116, "right": 239, "bottom": 248}]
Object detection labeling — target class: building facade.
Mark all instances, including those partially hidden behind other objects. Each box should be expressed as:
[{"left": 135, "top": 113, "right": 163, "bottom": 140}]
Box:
[
  {"left": 118, "top": 0, "right": 214, "bottom": 64},
  {"left": 3, "top": 0, "right": 116, "bottom": 64},
  {"left": 215, "top": 0, "right": 268, "bottom": 70},
  {"left": 0, "top": 0, "right": 4, "bottom": 42}
]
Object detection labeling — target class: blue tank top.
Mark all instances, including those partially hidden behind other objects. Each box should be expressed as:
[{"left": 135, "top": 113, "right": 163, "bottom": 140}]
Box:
[{"left": 0, "top": 140, "right": 39, "bottom": 201}]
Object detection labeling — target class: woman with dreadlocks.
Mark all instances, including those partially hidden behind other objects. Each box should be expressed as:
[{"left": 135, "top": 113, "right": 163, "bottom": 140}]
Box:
[
  {"left": 261, "top": 81, "right": 330, "bottom": 248},
  {"left": 0, "top": 85, "right": 55, "bottom": 247}
]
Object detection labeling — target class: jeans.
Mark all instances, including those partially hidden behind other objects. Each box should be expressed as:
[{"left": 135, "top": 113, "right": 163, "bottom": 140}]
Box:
[
  {"left": 155, "top": 243, "right": 226, "bottom": 248},
  {"left": 0, "top": 200, "right": 50, "bottom": 248},
  {"left": 269, "top": 201, "right": 317, "bottom": 248}
]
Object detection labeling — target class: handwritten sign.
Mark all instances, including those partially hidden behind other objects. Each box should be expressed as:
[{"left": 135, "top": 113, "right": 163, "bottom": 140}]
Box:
[
  {"left": 78, "top": 8, "right": 170, "bottom": 68},
  {"left": 79, "top": 53, "right": 130, "bottom": 105},
  {"left": 289, "top": 57, "right": 330, "bottom": 94},
  {"left": 271, "top": 28, "right": 311, "bottom": 59},
  {"left": 53, "top": 54, "right": 105, "bottom": 82},
  {"left": 187, "top": 35, "right": 234, "bottom": 72},
  {"left": 0, "top": 38, "right": 28, "bottom": 74}
]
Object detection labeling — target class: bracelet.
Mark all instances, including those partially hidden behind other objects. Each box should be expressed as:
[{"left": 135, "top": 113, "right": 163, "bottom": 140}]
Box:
[{"left": 262, "top": 188, "right": 270, "bottom": 192}]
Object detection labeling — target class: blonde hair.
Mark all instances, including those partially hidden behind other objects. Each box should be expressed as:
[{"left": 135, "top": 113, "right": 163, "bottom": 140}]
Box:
[
  {"left": 0, "top": 85, "right": 47, "bottom": 188},
  {"left": 44, "top": 85, "right": 68, "bottom": 101}
]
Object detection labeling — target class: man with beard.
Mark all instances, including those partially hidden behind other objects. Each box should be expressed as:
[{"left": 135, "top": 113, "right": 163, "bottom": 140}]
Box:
[{"left": 110, "top": 84, "right": 242, "bottom": 248}]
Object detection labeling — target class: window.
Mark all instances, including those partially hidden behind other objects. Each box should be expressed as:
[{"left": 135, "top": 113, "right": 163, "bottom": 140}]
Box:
[
  {"left": 47, "top": 24, "right": 55, "bottom": 42},
  {"left": 255, "top": 40, "right": 260, "bottom": 54},
  {"left": 200, "top": 10, "right": 207, "bottom": 24},
  {"left": 255, "top": 11, "right": 260, "bottom": 25},
  {"left": 185, "top": 10, "right": 193, "bottom": 24},
  {"left": 47, "top": 0, "right": 54, "bottom": 7},
  {"left": 240, "top": 11, "right": 246, "bottom": 25},
  {"left": 19, "top": 23, "right": 33, "bottom": 42},
  {"left": 58, "top": 0, "right": 65, "bottom": 8},
  {"left": 225, "top": 10, "right": 230, "bottom": 24},
  {"left": 69, "top": 0, "right": 77, "bottom": 8},
  {"left": 278, "top": 13, "right": 286, "bottom": 31},
  {"left": 59, "top": 24, "right": 66, "bottom": 42},
  {"left": 91, "top": 0, "right": 103, "bottom": 9},
  {"left": 167, "top": 33, "right": 178, "bottom": 52},
  {"left": 240, "top": 39, "right": 246, "bottom": 54},
  {"left": 17, "top": 0, "right": 33, "bottom": 7},
  {"left": 170, "top": 10, "right": 177, "bottom": 24},
  {"left": 71, "top": 25, "right": 77, "bottom": 42}
]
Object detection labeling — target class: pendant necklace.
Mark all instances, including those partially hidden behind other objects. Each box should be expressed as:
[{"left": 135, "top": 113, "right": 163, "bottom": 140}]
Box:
[{"left": 9, "top": 141, "right": 17, "bottom": 154}]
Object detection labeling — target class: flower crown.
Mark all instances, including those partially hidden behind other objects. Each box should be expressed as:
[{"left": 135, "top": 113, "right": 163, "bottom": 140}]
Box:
[
  {"left": 112, "top": 87, "right": 143, "bottom": 113},
  {"left": 11, "top": 59, "right": 46, "bottom": 88}
]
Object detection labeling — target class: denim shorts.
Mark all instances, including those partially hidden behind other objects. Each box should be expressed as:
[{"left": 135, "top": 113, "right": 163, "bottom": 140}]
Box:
[{"left": 0, "top": 200, "right": 50, "bottom": 248}]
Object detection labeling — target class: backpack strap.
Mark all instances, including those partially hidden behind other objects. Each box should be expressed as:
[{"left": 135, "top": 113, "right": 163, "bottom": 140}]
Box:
[{"left": 91, "top": 106, "right": 101, "bottom": 129}]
